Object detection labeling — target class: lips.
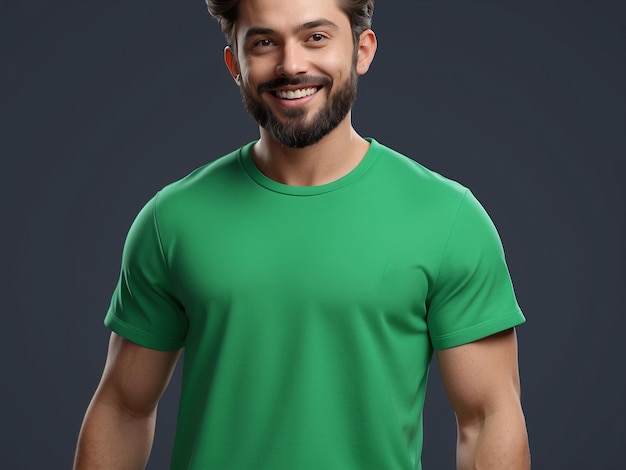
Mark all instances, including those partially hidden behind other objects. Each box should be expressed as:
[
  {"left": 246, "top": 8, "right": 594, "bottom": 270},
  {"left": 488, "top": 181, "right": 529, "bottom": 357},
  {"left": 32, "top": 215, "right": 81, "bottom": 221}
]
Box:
[
  {"left": 258, "top": 76, "right": 331, "bottom": 100},
  {"left": 273, "top": 87, "right": 320, "bottom": 100}
]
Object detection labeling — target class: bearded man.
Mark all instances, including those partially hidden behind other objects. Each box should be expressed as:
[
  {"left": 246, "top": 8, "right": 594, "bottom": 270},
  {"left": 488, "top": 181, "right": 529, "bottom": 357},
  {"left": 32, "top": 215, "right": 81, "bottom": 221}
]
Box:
[{"left": 74, "top": 0, "right": 530, "bottom": 469}]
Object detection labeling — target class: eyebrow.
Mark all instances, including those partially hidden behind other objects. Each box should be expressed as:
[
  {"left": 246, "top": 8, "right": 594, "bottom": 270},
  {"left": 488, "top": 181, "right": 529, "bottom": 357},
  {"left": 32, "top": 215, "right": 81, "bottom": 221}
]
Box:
[
  {"left": 296, "top": 19, "right": 339, "bottom": 33},
  {"left": 243, "top": 19, "right": 339, "bottom": 42}
]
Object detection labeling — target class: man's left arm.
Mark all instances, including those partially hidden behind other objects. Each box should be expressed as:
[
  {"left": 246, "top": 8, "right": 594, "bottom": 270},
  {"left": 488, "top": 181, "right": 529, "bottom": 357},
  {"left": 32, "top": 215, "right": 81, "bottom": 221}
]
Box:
[{"left": 437, "top": 327, "right": 530, "bottom": 469}]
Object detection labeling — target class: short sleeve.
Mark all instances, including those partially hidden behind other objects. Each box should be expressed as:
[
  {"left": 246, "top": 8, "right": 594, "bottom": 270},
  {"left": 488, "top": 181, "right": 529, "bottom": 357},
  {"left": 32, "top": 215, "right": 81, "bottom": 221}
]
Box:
[
  {"left": 427, "top": 191, "right": 525, "bottom": 350},
  {"left": 104, "top": 194, "right": 188, "bottom": 351}
]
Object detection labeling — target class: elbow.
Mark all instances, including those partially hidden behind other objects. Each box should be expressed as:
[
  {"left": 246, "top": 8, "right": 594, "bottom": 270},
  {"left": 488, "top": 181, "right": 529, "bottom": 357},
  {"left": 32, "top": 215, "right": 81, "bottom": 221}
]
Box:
[{"left": 456, "top": 406, "right": 530, "bottom": 469}]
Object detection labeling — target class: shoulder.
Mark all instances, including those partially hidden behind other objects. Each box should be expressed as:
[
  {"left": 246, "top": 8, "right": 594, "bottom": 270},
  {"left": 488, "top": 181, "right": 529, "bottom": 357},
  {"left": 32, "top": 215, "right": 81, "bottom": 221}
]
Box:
[
  {"left": 163, "top": 145, "right": 248, "bottom": 196},
  {"left": 152, "top": 143, "right": 253, "bottom": 214},
  {"left": 368, "top": 139, "right": 470, "bottom": 211},
  {"left": 121, "top": 143, "right": 254, "bottom": 234}
]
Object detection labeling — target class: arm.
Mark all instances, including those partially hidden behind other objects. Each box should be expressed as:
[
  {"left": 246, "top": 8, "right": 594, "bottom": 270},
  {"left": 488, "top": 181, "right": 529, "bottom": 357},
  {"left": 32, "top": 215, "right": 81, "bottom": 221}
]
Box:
[
  {"left": 437, "top": 328, "right": 530, "bottom": 469},
  {"left": 73, "top": 332, "right": 181, "bottom": 470}
]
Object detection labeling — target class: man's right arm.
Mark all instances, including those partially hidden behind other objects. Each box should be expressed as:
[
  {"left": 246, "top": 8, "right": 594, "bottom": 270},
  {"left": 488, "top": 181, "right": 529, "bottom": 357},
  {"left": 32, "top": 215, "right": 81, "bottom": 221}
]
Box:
[{"left": 73, "top": 332, "right": 181, "bottom": 470}]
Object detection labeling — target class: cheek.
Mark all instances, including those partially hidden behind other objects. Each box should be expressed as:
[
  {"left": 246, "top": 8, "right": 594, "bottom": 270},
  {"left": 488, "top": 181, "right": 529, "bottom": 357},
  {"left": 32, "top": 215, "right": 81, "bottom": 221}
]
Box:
[
  {"left": 313, "top": 55, "right": 349, "bottom": 82},
  {"left": 241, "top": 60, "right": 272, "bottom": 85}
]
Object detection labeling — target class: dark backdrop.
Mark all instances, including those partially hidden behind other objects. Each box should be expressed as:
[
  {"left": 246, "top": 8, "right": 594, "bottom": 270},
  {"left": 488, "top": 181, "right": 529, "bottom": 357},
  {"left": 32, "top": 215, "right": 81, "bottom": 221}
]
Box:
[{"left": 1, "top": 1, "right": 624, "bottom": 468}]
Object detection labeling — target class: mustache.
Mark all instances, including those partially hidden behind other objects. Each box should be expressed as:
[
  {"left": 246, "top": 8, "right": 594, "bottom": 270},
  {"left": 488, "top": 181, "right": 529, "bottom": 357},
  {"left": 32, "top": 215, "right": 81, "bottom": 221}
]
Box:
[{"left": 257, "top": 75, "right": 332, "bottom": 95}]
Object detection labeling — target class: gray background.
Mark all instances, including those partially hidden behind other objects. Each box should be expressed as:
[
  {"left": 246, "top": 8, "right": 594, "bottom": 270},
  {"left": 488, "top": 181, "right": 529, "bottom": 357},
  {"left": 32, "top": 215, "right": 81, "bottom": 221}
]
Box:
[{"left": 1, "top": 0, "right": 624, "bottom": 468}]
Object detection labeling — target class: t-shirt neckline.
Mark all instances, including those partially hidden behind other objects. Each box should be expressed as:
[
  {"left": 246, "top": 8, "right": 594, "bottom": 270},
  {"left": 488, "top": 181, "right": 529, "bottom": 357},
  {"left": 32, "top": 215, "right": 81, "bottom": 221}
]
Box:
[{"left": 239, "top": 138, "right": 380, "bottom": 196}]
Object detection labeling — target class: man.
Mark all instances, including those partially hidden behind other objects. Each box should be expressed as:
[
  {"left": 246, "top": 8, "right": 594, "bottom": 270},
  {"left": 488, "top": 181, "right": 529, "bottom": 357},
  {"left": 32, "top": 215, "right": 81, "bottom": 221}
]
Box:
[{"left": 74, "top": 0, "right": 530, "bottom": 468}]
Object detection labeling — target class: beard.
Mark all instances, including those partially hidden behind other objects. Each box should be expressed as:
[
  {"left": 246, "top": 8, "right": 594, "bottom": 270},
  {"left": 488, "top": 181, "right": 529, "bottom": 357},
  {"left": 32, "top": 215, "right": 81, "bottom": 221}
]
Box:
[{"left": 239, "top": 68, "right": 358, "bottom": 149}]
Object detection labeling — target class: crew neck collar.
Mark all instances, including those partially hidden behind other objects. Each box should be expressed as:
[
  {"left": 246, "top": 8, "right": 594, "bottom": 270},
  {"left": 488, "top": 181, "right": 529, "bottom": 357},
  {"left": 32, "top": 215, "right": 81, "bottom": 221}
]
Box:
[{"left": 239, "top": 138, "right": 380, "bottom": 196}]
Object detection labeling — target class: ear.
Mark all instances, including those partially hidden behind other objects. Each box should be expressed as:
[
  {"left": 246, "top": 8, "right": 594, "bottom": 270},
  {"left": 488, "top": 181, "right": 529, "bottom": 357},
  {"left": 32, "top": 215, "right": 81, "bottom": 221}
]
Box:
[
  {"left": 224, "top": 46, "right": 241, "bottom": 85},
  {"left": 355, "top": 29, "right": 377, "bottom": 76}
]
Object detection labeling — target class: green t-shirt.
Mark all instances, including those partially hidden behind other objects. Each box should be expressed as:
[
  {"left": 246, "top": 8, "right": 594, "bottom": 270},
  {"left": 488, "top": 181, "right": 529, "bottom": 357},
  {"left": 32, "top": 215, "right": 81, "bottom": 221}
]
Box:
[{"left": 105, "top": 139, "right": 525, "bottom": 469}]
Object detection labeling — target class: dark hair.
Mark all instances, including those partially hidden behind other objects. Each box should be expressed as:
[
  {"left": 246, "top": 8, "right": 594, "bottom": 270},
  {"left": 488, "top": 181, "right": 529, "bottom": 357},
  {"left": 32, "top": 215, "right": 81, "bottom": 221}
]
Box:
[{"left": 205, "top": 0, "right": 374, "bottom": 50}]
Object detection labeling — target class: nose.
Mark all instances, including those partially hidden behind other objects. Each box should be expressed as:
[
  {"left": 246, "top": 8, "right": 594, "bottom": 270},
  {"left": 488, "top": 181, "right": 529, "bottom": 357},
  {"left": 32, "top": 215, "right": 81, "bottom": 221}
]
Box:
[{"left": 276, "top": 40, "right": 307, "bottom": 77}]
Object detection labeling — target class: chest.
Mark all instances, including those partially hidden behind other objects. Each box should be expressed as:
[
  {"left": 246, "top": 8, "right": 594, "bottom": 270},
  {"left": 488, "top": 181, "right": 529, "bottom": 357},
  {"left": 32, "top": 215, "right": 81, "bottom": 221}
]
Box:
[{"left": 163, "top": 191, "right": 445, "bottom": 331}]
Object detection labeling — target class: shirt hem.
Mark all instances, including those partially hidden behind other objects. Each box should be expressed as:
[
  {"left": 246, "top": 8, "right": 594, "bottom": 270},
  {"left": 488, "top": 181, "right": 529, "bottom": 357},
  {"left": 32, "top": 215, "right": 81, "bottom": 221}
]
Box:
[
  {"left": 104, "top": 313, "right": 185, "bottom": 351},
  {"left": 431, "top": 309, "right": 526, "bottom": 350}
]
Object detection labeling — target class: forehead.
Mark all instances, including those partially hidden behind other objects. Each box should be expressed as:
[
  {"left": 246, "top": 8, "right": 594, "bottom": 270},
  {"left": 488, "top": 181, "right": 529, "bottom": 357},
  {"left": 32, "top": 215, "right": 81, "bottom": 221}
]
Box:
[{"left": 235, "top": 0, "right": 350, "bottom": 37}]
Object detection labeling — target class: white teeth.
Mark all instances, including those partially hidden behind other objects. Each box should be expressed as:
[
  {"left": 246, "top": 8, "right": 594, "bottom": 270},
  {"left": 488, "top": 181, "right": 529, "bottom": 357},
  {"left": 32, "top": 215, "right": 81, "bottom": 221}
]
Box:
[{"left": 276, "top": 87, "right": 318, "bottom": 100}]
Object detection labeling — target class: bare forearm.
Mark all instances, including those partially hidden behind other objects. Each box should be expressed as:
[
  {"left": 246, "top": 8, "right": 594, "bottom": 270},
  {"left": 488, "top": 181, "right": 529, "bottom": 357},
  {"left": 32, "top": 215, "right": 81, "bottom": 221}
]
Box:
[
  {"left": 73, "top": 399, "right": 156, "bottom": 470},
  {"left": 456, "top": 409, "right": 530, "bottom": 470}
]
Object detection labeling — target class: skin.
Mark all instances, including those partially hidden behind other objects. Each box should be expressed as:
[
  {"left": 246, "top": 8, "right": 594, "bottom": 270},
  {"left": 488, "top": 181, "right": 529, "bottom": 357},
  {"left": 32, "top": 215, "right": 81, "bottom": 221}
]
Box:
[
  {"left": 224, "top": 0, "right": 377, "bottom": 186},
  {"left": 439, "top": 328, "right": 530, "bottom": 469},
  {"left": 74, "top": 0, "right": 529, "bottom": 468},
  {"left": 73, "top": 333, "right": 180, "bottom": 469}
]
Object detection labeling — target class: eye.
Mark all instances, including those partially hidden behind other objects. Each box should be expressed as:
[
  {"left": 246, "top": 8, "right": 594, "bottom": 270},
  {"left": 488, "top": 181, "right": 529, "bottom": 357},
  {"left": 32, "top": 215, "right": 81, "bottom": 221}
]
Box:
[
  {"left": 254, "top": 38, "right": 273, "bottom": 48},
  {"left": 308, "top": 33, "right": 327, "bottom": 43}
]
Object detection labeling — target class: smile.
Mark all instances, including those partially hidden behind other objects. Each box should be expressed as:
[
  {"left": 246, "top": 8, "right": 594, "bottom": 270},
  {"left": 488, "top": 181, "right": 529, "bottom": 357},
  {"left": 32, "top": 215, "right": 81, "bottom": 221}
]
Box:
[{"left": 273, "top": 87, "right": 320, "bottom": 100}]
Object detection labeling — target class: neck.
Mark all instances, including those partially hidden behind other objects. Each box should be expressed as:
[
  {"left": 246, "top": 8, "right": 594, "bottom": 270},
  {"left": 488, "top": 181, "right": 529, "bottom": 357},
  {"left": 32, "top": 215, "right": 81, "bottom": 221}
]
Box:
[{"left": 252, "top": 114, "right": 370, "bottom": 186}]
